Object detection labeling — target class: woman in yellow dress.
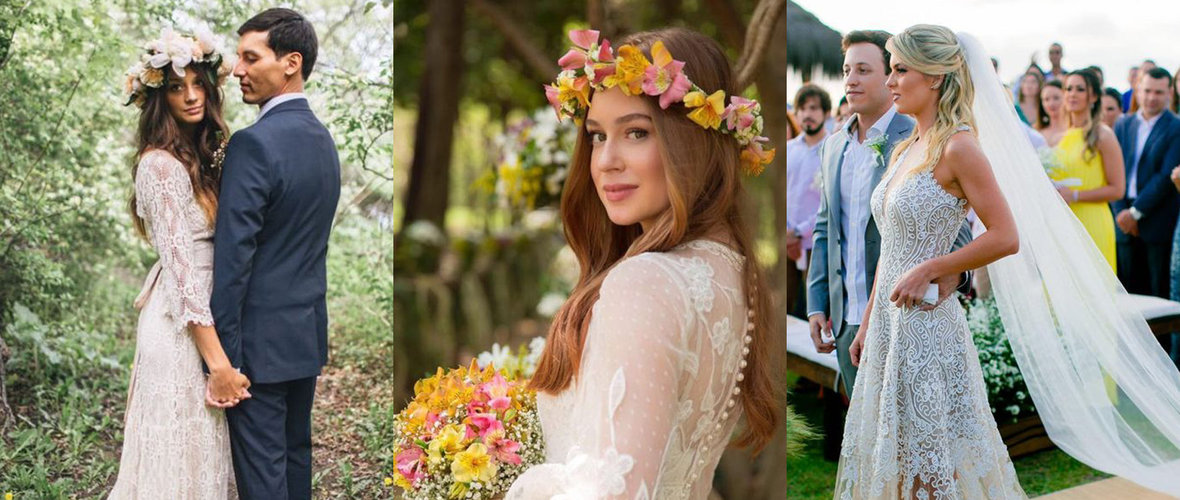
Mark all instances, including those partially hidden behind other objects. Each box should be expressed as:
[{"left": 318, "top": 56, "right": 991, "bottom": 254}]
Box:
[{"left": 1050, "top": 69, "right": 1125, "bottom": 272}]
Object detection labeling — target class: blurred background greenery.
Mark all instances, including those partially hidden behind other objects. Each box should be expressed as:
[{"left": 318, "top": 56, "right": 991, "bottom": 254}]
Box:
[
  {"left": 0, "top": 0, "right": 393, "bottom": 497},
  {"left": 393, "top": 0, "right": 789, "bottom": 498}
]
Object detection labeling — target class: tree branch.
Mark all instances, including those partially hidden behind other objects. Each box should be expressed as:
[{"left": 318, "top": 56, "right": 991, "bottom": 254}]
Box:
[
  {"left": 734, "top": 0, "right": 785, "bottom": 91},
  {"left": 470, "top": 0, "right": 554, "bottom": 82}
]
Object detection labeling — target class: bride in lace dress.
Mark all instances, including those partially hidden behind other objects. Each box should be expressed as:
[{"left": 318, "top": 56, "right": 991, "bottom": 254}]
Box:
[
  {"left": 109, "top": 27, "right": 249, "bottom": 499},
  {"left": 834, "top": 25, "right": 1027, "bottom": 499},
  {"left": 506, "top": 28, "right": 779, "bottom": 499}
]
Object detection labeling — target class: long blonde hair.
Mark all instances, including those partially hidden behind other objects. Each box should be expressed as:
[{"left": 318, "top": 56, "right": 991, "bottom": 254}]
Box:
[
  {"left": 529, "top": 27, "right": 778, "bottom": 452},
  {"left": 885, "top": 25, "right": 977, "bottom": 176}
]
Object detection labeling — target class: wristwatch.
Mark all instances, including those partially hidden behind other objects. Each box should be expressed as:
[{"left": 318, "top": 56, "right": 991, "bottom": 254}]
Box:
[{"left": 1130, "top": 207, "right": 1144, "bottom": 221}]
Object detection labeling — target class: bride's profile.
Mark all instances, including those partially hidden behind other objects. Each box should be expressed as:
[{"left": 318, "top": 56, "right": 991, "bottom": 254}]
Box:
[{"left": 505, "top": 27, "right": 779, "bottom": 499}]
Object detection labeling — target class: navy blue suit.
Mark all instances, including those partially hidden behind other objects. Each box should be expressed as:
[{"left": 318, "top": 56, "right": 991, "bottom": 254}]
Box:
[
  {"left": 1111, "top": 111, "right": 1180, "bottom": 299},
  {"left": 212, "top": 97, "right": 341, "bottom": 500}
]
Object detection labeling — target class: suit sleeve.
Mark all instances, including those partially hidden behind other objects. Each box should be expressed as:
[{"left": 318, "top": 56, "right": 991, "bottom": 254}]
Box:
[
  {"left": 1132, "top": 122, "right": 1180, "bottom": 218},
  {"left": 953, "top": 220, "right": 975, "bottom": 294},
  {"left": 211, "top": 131, "right": 271, "bottom": 367},
  {"left": 806, "top": 141, "right": 831, "bottom": 318}
]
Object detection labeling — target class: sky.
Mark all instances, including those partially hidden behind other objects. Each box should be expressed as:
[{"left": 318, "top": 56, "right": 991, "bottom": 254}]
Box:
[{"left": 790, "top": 0, "right": 1180, "bottom": 103}]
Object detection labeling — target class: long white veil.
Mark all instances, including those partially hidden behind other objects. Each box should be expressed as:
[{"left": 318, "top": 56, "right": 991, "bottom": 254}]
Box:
[{"left": 958, "top": 32, "right": 1180, "bottom": 495}]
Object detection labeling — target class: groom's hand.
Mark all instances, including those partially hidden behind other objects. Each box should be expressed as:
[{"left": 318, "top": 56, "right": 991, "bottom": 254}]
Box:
[{"left": 809, "top": 313, "right": 835, "bottom": 353}]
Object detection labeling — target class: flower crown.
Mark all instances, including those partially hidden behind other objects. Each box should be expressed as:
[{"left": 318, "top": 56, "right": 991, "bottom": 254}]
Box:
[
  {"left": 123, "top": 25, "right": 230, "bottom": 107},
  {"left": 544, "top": 30, "right": 774, "bottom": 175}
]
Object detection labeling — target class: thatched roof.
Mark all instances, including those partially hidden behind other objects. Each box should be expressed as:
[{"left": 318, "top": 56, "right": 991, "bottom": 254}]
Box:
[{"left": 786, "top": 0, "right": 843, "bottom": 80}]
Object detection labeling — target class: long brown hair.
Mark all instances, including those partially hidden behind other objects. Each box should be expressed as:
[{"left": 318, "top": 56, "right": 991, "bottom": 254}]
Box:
[
  {"left": 529, "top": 27, "right": 779, "bottom": 452},
  {"left": 130, "top": 62, "right": 229, "bottom": 238},
  {"left": 1065, "top": 69, "right": 1102, "bottom": 162}
]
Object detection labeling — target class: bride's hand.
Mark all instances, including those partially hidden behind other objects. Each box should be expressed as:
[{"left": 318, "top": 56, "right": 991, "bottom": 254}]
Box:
[
  {"left": 890, "top": 264, "right": 934, "bottom": 310},
  {"left": 850, "top": 326, "right": 868, "bottom": 367}
]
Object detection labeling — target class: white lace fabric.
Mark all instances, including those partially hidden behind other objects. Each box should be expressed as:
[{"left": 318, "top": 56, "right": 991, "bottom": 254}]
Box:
[
  {"left": 834, "top": 147, "right": 1026, "bottom": 500},
  {"left": 507, "top": 240, "right": 753, "bottom": 499},
  {"left": 109, "top": 150, "right": 231, "bottom": 499}
]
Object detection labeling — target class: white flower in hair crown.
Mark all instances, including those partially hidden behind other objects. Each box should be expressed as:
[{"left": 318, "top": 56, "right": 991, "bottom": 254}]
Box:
[
  {"left": 122, "top": 25, "right": 231, "bottom": 107},
  {"left": 544, "top": 29, "right": 775, "bottom": 176}
]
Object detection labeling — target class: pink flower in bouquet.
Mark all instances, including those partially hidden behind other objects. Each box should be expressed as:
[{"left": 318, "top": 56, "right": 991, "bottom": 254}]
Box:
[
  {"left": 479, "top": 373, "right": 512, "bottom": 411},
  {"left": 395, "top": 446, "right": 426, "bottom": 484},
  {"left": 469, "top": 412, "right": 505, "bottom": 438},
  {"left": 485, "top": 434, "right": 523, "bottom": 465}
]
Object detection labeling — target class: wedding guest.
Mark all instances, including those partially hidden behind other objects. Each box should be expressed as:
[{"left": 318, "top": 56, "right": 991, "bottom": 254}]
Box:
[
  {"left": 1018, "top": 69, "right": 1045, "bottom": 127},
  {"left": 834, "top": 95, "right": 851, "bottom": 129},
  {"left": 1040, "top": 80, "right": 1068, "bottom": 146},
  {"left": 1049, "top": 70, "right": 1125, "bottom": 272},
  {"left": 1129, "top": 59, "right": 1157, "bottom": 113},
  {"left": 1113, "top": 67, "right": 1180, "bottom": 310},
  {"left": 1085, "top": 65, "right": 1105, "bottom": 88},
  {"left": 787, "top": 84, "right": 830, "bottom": 318},
  {"left": 1123, "top": 65, "right": 1139, "bottom": 111},
  {"left": 1044, "top": 42, "right": 1067, "bottom": 81},
  {"left": 1102, "top": 87, "right": 1124, "bottom": 128}
]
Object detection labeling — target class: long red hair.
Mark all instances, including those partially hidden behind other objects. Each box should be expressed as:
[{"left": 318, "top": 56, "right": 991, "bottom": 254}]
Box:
[{"left": 529, "top": 27, "right": 779, "bottom": 453}]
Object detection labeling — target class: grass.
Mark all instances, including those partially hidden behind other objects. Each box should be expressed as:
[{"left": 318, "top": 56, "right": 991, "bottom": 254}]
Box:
[{"left": 786, "top": 372, "right": 1109, "bottom": 499}]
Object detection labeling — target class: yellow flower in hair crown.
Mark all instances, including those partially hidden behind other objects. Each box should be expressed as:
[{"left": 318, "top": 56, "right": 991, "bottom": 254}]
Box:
[
  {"left": 544, "top": 29, "right": 775, "bottom": 175},
  {"left": 122, "top": 25, "right": 231, "bottom": 107}
]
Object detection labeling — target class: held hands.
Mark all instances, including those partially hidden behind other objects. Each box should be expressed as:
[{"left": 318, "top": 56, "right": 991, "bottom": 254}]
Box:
[
  {"left": 205, "top": 367, "right": 251, "bottom": 409},
  {"left": 808, "top": 313, "right": 835, "bottom": 353},
  {"left": 1116, "top": 209, "right": 1139, "bottom": 237},
  {"left": 785, "top": 229, "right": 802, "bottom": 261},
  {"left": 1171, "top": 166, "right": 1180, "bottom": 192}
]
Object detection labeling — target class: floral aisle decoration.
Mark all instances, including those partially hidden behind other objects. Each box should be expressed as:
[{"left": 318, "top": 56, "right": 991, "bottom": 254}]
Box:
[{"left": 963, "top": 295, "right": 1037, "bottom": 423}]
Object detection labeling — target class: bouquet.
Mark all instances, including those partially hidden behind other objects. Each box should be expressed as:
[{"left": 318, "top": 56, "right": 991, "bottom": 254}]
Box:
[{"left": 393, "top": 359, "right": 545, "bottom": 499}]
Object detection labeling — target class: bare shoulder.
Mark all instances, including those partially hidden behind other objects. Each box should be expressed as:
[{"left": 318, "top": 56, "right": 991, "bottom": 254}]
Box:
[
  {"left": 1096, "top": 123, "right": 1118, "bottom": 146},
  {"left": 942, "top": 130, "right": 988, "bottom": 174}
]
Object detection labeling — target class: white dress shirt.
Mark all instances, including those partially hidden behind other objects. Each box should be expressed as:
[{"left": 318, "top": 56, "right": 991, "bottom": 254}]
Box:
[
  {"left": 1128, "top": 110, "right": 1162, "bottom": 199},
  {"left": 257, "top": 92, "right": 308, "bottom": 122},
  {"left": 838, "top": 106, "right": 897, "bottom": 325},
  {"left": 787, "top": 134, "right": 824, "bottom": 270}
]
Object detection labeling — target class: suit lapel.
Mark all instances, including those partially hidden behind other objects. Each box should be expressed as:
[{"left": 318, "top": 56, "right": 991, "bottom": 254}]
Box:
[
  {"left": 1138, "top": 113, "right": 1173, "bottom": 181},
  {"left": 826, "top": 127, "right": 851, "bottom": 240}
]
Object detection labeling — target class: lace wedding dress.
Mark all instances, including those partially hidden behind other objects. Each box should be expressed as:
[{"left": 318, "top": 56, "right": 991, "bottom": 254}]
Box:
[
  {"left": 834, "top": 146, "right": 1026, "bottom": 499},
  {"left": 109, "top": 150, "right": 232, "bottom": 499},
  {"left": 506, "top": 240, "right": 754, "bottom": 499}
]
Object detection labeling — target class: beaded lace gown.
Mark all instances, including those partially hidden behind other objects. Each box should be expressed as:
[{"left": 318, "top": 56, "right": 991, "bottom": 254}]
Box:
[
  {"left": 834, "top": 146, "right": 1026, "bottom": 499},
  {"left": 506, "top": 240, "right": 754, "bottom": 499},
  {"left": 109, "top": 150, "right": 232, "bottom": 499}
]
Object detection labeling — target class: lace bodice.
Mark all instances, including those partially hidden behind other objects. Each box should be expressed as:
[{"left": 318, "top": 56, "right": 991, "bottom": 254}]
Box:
[
  {"left": 134, "top": 149, "right": 215, "bottom": 327},
  {"left": 871, "top": 159, "right": 969, "bottom": 292},
  {"left": 835, "top": 146, "right": 1024, "bottom": 499},
  {"left": 507, "top": 240, "right": 752, "bottom": 499}
]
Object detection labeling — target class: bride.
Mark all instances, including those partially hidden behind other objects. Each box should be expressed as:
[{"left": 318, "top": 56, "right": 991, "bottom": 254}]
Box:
[
  {"left": 109, "top": 25, "right": 248, "bottom": 498},
  {"left": 506, "top": 27, "right": 779, "bottom": 498},
  {"left": 838, "top": 24, "right": 1180, "bottom": 499}
]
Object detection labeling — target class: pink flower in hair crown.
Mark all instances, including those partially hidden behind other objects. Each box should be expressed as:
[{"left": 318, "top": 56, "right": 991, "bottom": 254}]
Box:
[{"left": 543, "top": 29, "right": 774, "bottom": 176}]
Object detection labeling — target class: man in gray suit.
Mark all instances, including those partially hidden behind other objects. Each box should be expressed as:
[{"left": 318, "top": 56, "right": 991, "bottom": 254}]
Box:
[{"left": 806, "top": 30, "right": 972, "bottom": 395}]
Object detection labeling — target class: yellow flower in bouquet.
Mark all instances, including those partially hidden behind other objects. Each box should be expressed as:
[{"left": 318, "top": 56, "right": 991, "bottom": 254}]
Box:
[{"left": 393, "top": 359, "right": 544, "bottom": 499}]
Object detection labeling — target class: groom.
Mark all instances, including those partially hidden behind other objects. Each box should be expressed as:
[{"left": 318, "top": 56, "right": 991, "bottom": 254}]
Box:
[
  {"left": 807, "top": 30, "right": 972, "bottom": 397},
  {"left": 212, "top": 8, "right": 341, "bottom": 499}
]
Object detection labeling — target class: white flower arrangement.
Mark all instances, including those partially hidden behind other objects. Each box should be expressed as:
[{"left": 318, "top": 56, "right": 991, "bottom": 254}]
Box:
[
  {"left": 964, "top": 296, "right": 1037, "bottom": 422},
  {"left": 475, "top": 337, "right": 547, "bottom": 380},
  {"left": 122, "top": 25, "right": 231, "bottom": 107}
]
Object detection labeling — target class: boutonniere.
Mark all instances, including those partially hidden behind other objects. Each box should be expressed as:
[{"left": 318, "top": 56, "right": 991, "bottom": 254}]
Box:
[{"left": 866, "top": 134, "right": 888, "bottom": 163}]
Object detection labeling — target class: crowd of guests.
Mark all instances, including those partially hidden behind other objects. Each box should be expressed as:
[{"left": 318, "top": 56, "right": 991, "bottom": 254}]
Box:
[{"left": 787, "top": 40, "right": 1180, "bottom": 366}]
